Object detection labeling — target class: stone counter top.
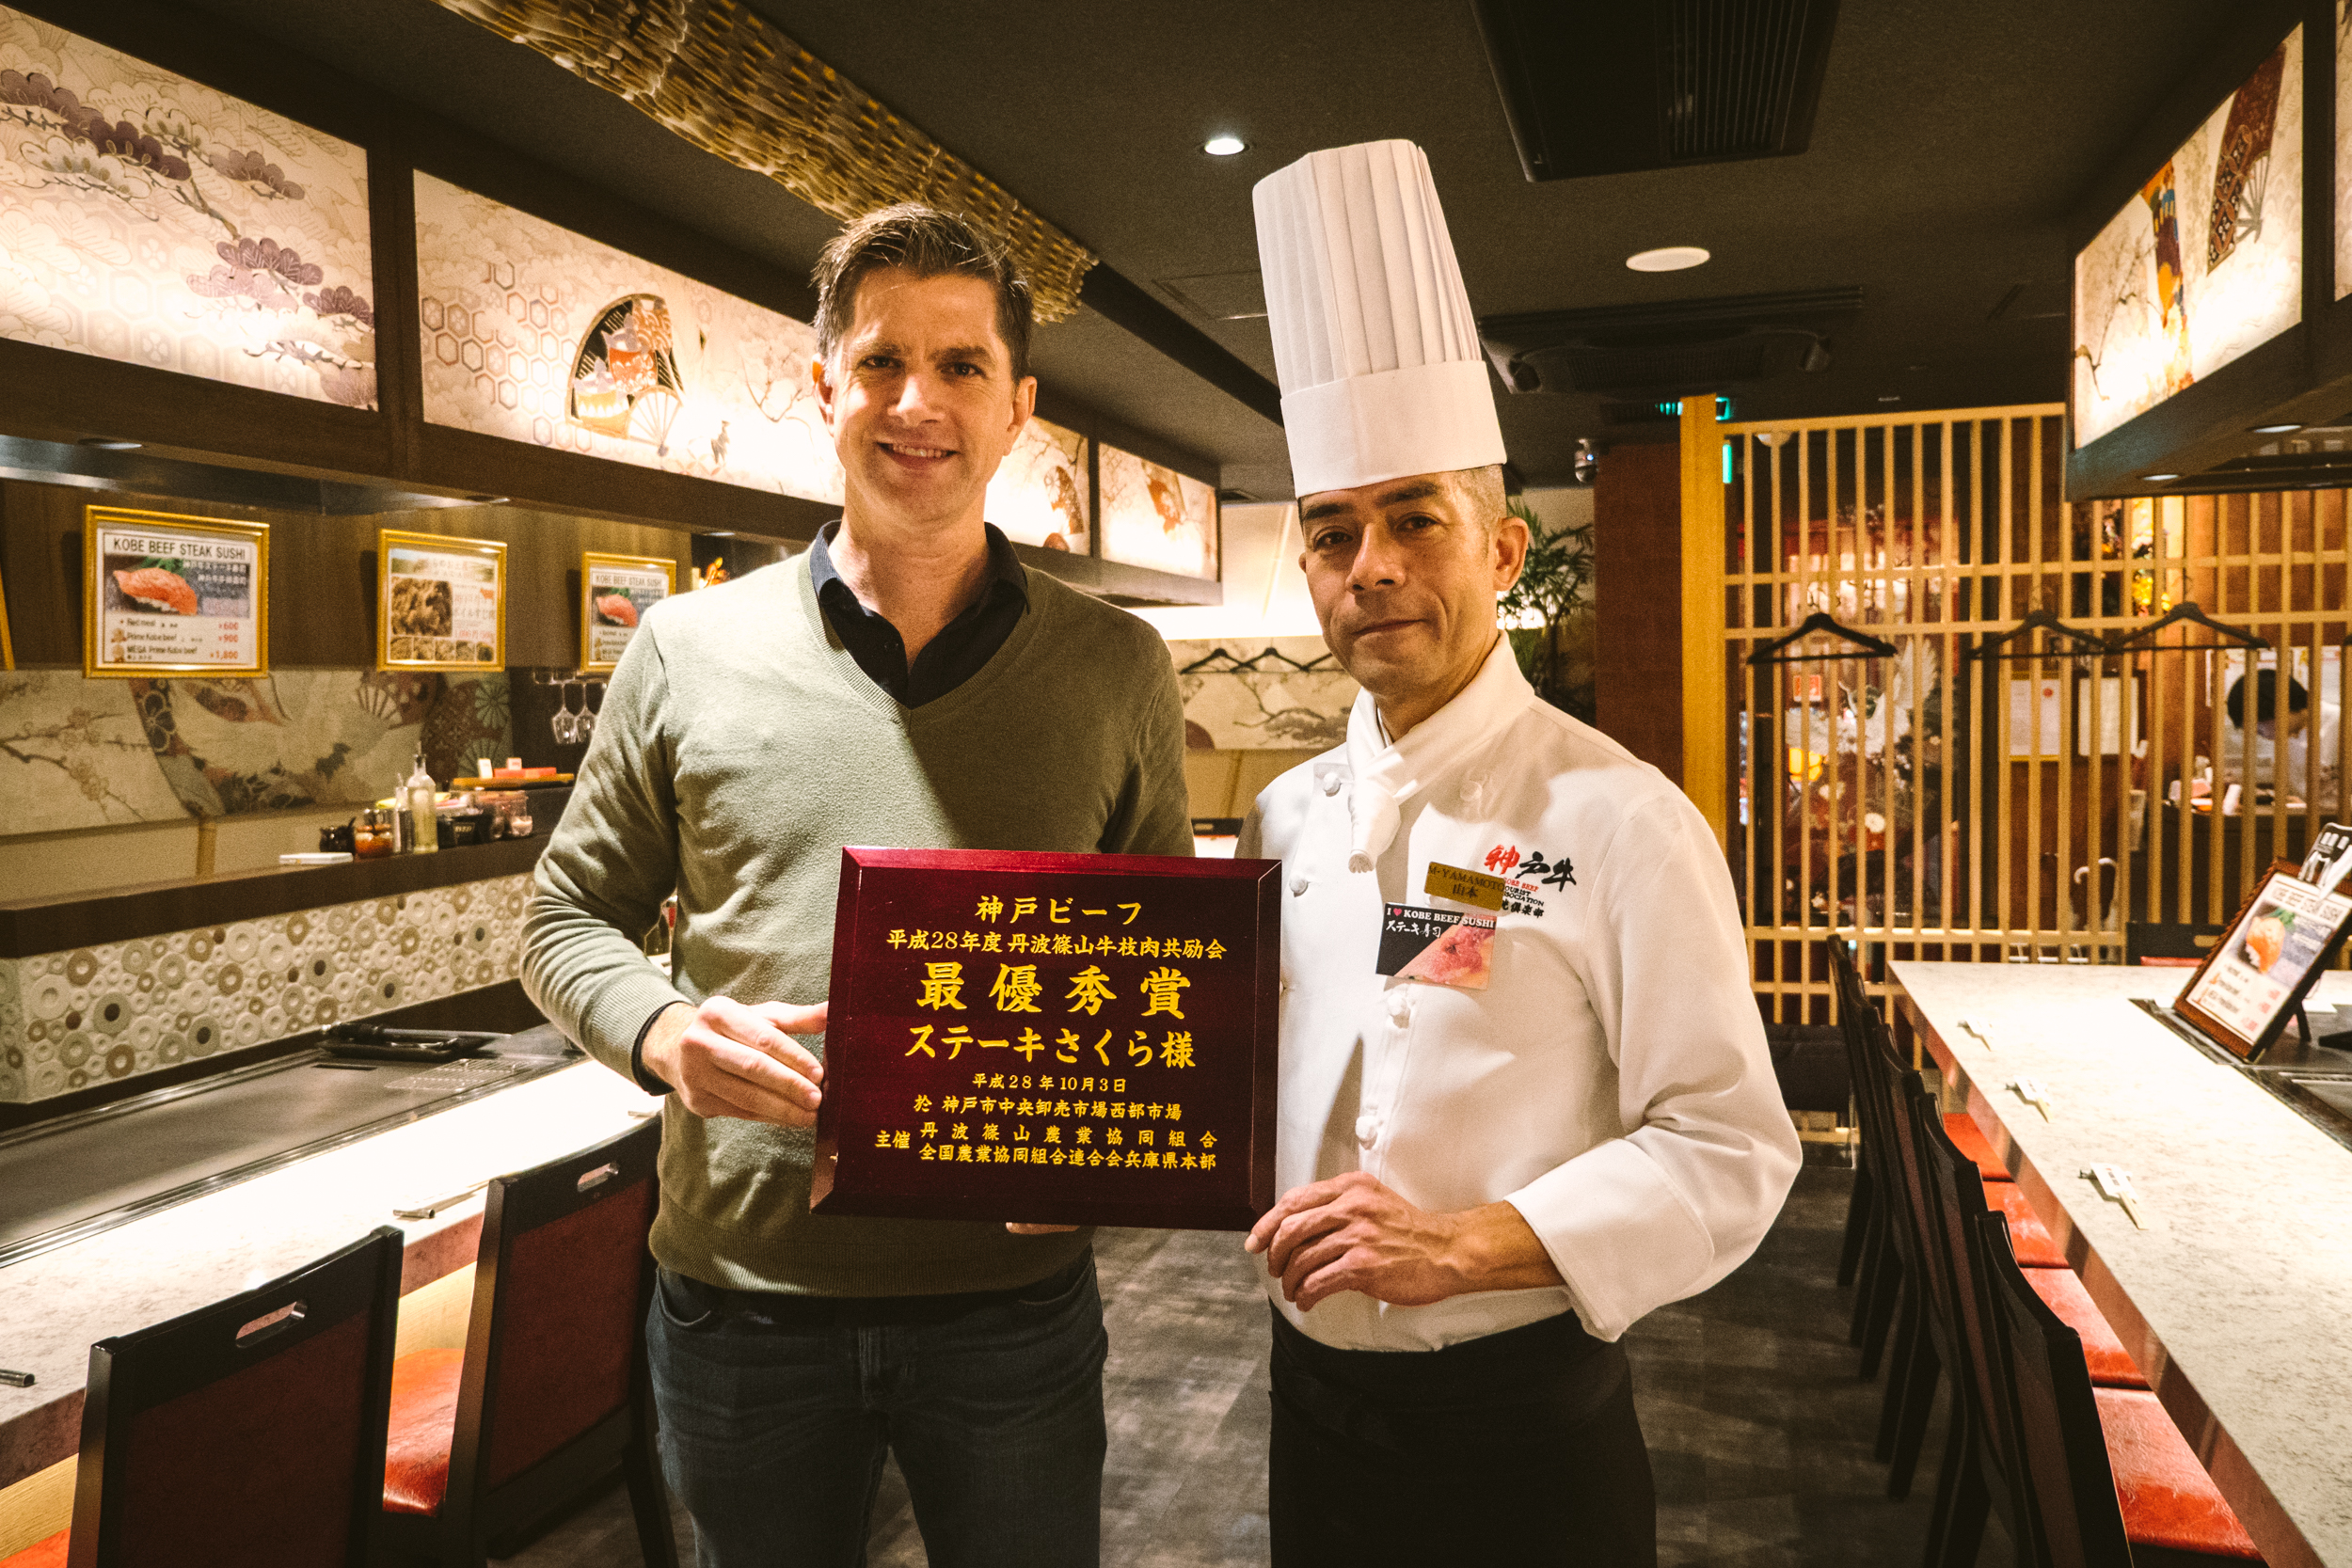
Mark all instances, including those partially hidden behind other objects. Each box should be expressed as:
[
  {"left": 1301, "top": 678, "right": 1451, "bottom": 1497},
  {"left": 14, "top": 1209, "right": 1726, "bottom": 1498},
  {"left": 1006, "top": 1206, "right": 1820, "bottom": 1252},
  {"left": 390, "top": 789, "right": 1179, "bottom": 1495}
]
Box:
[
  {"left": 1889, "top": 961, "right": 2352, "bottom": 1568},
  {"left": 0, "top": 1055, "right": 658, "bottom": 1492}
]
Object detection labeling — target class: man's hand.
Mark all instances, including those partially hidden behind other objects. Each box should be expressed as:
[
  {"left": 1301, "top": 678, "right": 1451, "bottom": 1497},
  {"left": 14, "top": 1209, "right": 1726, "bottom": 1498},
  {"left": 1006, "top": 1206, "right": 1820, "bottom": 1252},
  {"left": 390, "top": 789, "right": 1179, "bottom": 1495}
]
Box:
[
  {"left": 1243, "top": 1172, "right": 1563, "bottom": 1313},
  {"left": 644, "top": 997, "right": 826, "bottom": 1128}
]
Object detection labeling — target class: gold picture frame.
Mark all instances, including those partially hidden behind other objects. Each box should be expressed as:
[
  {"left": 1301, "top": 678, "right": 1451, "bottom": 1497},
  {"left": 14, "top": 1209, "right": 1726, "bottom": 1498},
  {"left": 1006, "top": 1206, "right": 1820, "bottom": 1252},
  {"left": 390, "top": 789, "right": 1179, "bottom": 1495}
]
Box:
[
  {"left": 580, "top": 550, "right": 676, "bottom": 673},
  {"left": 0, "top": 558, "right": 14, "bottom": 671},
  {"left": 82, "top": 507, "right": 270, "bottom": 679},
  {"left": 377, "top": 529, "right": 508, "bottom": 673}
]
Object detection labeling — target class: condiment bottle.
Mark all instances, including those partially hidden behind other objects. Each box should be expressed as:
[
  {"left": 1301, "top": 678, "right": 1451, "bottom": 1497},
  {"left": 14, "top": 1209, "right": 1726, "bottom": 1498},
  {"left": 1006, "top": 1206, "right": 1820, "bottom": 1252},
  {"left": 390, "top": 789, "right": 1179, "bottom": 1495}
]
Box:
[{"left": 405, "top": 751, "right": 439, "bottom": 855}]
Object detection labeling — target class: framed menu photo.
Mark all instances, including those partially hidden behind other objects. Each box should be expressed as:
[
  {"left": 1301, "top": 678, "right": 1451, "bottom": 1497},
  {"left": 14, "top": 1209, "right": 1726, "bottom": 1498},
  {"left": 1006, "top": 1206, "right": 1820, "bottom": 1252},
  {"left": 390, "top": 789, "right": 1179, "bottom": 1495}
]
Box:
[
  {"left": 82, "top": 508, "right": 268, "bottom": 679},
  {"left": 813, "top": 847, "right": 1280, "bottom": 1231},
  {"left": 377, "top": 530, "right": 506, "bottom": 672},
  {"left": 2175, "top": 862, "right": 2352, "bottom": 1061},
  {"left": 580, "top": 551, "right": 675, "bottom": 673}
]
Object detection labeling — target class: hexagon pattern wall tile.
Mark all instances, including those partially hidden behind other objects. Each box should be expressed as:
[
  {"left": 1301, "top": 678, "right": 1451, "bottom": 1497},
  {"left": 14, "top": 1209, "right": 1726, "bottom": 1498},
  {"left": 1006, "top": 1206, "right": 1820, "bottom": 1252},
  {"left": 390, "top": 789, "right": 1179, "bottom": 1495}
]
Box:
[{"left": 0, "top": 872, "right": 532, "bottom": 1103}]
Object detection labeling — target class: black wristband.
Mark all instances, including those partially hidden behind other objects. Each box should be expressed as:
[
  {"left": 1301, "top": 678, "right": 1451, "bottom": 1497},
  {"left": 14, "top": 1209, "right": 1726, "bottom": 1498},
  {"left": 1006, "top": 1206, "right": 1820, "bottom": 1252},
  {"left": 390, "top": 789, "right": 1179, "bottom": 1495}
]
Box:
[{"left": 631, "top": 1001, "right": 682, "bottom": 1096}]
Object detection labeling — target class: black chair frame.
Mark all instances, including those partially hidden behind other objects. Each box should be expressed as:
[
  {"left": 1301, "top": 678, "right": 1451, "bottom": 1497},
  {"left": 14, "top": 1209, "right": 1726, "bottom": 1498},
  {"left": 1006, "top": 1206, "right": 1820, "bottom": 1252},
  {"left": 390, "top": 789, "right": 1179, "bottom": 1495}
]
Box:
[
  {"left": 380, "top": 1119, "right": 675, "bottom": 1568},
  {"left": 69, "top": 1226, "right": 405, "bottom": 1567}
]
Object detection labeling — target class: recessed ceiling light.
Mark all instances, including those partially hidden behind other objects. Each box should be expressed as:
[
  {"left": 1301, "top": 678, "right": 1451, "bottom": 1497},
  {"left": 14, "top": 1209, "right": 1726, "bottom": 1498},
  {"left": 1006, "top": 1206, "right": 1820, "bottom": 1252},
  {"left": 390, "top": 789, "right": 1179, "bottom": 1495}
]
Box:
[
  {"left": 1626, "top": 245, "right": 1709, "bottom": 273},
  {"left": 2141, "top": 473, "right": 2180, "bottom": 483},
  {"left": 2251, "top": 422, "right": 2303, "bottom": 435},
  {"left": 1202, "top": 135, "right": 1247, "bottom": 157}
]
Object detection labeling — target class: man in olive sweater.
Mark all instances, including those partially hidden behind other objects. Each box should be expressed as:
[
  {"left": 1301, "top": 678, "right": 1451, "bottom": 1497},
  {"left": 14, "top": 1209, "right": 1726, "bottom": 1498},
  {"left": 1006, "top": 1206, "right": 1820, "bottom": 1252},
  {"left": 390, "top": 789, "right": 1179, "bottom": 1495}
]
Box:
[{"left": 522, "top": 205, "right": 1190, "bottom": 1568}]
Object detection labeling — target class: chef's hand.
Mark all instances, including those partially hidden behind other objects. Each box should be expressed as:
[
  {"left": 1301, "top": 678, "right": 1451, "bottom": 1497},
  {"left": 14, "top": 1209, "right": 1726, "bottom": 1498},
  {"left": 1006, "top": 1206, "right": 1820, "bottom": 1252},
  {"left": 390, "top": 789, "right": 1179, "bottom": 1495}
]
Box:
[
  {"left": 1244, "top": 1172, "right": 1563, "bottom": 1313},
  {"left": 643, "top": 997, "right": 825, "bottom": 1128}
]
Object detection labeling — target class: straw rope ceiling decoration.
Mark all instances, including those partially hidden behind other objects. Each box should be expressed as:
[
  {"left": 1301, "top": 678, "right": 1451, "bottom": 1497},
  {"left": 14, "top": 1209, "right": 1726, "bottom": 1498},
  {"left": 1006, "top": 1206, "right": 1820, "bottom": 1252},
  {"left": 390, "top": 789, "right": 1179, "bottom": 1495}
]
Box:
[{"left": 425, "top": 0, "right": 1099, "bottom": 320}]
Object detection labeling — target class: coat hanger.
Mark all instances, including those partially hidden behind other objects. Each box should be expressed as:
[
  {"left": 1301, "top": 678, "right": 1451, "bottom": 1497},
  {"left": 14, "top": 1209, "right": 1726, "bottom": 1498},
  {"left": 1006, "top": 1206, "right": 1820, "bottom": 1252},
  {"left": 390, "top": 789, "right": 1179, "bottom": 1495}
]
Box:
[
  {"left": 1176, "top": 646, "right": 1338, "bottom": 674},
  {"left": 1744, "top": 610, "right": 1899, "bottom": 666},
  {"left": 2103, "top": 601, "right": 2268, "bottom": 652},
  {"left": 1964, "top": 608, "right": 2109, "bottom": 662}
]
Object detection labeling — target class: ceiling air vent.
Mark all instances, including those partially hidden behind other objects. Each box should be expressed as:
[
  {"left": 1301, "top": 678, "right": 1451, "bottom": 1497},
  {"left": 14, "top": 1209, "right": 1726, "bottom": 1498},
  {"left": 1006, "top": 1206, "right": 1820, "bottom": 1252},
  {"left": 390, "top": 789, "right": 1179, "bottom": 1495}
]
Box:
[
  {"left": 1472, "top": 0, "right": 1841, "bottom": 182},
  {"left": 1480, "top": 287, "right": 1862, "bottom": 397}
]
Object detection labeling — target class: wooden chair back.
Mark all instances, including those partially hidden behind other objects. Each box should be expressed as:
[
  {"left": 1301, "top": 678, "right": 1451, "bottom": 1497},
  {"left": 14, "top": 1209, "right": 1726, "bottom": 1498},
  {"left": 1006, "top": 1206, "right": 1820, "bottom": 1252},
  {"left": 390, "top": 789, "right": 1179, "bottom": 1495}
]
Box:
[
  {"left": 69, "top": 1227, "right": 403, "bottom": 1567},
  {"left": 441, "top": 1118, "right": 660, "bottom": 1539},
  {"left": 1977, "top": 1211, "right": 2135, "bottom": 1568}
]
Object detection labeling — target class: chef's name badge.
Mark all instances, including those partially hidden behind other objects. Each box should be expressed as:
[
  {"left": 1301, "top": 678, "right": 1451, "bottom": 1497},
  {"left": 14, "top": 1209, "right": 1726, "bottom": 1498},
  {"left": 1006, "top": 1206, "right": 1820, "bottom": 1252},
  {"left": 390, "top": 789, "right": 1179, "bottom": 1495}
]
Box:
[
  {"left": 1376, "top": 903, "right": 1496, "bottom": 990},
  {"left": 1423, "top": 860, "right": 1506, "bottom": 911}
]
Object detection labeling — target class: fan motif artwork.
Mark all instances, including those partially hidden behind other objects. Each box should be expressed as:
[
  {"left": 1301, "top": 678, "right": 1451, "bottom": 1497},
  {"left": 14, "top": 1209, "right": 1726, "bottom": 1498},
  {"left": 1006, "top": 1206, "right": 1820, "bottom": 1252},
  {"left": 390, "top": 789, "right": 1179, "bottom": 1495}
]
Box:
[
  {"left": 570, "top": 294, "right": 683, "bottom": 453},
  {"left": 2072, "top": 27, "right": 2302, "bottom": 449}
]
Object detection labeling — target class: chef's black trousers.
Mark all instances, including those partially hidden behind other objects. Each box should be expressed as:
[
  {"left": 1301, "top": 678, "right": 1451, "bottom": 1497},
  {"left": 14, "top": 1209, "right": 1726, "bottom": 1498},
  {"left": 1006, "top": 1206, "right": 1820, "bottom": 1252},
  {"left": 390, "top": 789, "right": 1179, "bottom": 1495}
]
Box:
[{"left": 1268, "top": 1305, "right": 1657, "bottom": 1568}]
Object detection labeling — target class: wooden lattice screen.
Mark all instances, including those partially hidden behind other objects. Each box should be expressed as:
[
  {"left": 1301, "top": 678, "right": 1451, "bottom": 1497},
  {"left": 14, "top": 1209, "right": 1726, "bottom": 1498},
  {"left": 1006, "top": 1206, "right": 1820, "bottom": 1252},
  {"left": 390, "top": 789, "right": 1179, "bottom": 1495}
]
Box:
[{"left": 1717, "top": 404, "right": 2352, "bottom": 1020}]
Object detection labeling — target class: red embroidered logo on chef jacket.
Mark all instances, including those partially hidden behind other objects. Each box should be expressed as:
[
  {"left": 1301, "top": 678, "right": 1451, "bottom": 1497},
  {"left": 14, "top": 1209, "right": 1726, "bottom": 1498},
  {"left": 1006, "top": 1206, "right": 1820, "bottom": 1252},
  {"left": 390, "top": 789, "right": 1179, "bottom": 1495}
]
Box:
[{"left": 1483, "top": 843, "right": 1574, "bottom": 918}]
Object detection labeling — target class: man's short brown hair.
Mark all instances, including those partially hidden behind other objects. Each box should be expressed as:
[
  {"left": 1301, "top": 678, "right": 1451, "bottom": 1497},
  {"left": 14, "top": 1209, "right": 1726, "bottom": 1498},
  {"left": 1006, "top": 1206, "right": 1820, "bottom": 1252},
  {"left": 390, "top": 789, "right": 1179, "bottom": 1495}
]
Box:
[{"left": 813, "top": 203, "right": 1035, "bottom": 384}]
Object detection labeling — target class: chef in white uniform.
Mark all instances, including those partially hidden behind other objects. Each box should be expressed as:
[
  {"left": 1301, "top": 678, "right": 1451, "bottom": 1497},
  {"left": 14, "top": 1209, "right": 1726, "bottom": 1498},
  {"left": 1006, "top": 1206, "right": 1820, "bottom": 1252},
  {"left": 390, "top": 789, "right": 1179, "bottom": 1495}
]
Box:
[{"left": 1237, "top": 140, "right": 1801, "bottom": 1568}]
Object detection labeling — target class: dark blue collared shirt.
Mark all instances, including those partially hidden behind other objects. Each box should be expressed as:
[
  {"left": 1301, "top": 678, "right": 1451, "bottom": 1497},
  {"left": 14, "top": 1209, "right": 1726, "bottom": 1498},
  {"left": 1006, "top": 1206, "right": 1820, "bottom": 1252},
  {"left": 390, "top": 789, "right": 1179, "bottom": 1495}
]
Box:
[{"left": 806, "top": 520, "right": 1029, "bottom": 707}]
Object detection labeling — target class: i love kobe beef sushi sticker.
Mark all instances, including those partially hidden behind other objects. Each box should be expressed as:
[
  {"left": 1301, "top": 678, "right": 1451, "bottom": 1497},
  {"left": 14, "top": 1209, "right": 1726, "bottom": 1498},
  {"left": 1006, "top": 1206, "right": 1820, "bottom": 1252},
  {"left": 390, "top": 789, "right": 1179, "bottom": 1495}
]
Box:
[{"left": 1376, "top": 904, "right": 1496, "bottom": 990}]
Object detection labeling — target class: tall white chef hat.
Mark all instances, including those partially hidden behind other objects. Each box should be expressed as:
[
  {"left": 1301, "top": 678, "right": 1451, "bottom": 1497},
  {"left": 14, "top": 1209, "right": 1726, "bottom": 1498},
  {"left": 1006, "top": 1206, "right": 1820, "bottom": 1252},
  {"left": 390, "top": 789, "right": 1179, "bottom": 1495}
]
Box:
[{"left": 1252, "top": 139, "right": 1506, "bottom": 498}]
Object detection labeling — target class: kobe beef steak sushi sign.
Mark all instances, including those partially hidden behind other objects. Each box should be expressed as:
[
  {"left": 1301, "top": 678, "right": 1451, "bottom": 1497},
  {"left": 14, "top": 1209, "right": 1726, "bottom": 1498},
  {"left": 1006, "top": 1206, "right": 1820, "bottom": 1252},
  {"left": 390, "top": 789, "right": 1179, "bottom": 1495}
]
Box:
[
  {"left": 84, "top": 508, "right": 270, "bottom": 679},
  {"left": 580, "top": 551, "right": 676, "bottom": 673},
  {"left": 814, "top": 847, "right": 1282, "bottom": 1231}
]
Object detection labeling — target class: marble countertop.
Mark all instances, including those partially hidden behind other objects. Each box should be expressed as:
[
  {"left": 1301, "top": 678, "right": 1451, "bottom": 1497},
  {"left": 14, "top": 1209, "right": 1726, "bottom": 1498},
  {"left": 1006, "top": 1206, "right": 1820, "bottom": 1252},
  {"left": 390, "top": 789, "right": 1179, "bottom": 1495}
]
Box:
[
  {"left": 0, "top": 1057, "right": 659, "bottom": 1491},
  {"left": 1890, "top": 962, "right": 2352, "bottom": 1568}
]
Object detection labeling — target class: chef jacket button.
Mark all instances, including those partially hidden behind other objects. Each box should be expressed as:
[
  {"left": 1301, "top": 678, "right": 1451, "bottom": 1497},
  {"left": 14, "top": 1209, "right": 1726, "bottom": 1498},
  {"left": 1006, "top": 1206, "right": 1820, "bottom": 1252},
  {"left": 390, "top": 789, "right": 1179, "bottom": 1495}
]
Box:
[
  {"left": 1320, "top": 773, "right": 1343, "bottom": 796},
  {"left": 1355, "top": 1111, "right": 1378, "bottom": 1148},
  {"left": 1386, "top": 992, "right": 1412, "bottom": 1023},
  {"left": 1288, "top": 875, "right": 1310, "bottom": 896}
]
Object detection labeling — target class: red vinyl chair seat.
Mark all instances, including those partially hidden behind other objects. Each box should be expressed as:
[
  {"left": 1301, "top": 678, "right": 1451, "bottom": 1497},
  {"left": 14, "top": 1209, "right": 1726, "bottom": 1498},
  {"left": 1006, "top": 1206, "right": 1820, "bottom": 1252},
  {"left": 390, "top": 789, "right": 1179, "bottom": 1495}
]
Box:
[
  {"left": 2025, "top": 1270, "right": 2148, "bottom": 1389},
  {"left": 1942, "top": 1112, "right": 2011, "bottom": 1181},
  {"left": 1994, "top": 1182, "right": 2068, "bottom": 1267},
  {"left": 2097, "top": 1388, "right": 2264, "bottom": 1559},
  {"left": 383, "top": 1347, "right": 466, "bottom": 1518},
  {"left": 0, "top": 1530, "right": 68, "bottom": 1568}
]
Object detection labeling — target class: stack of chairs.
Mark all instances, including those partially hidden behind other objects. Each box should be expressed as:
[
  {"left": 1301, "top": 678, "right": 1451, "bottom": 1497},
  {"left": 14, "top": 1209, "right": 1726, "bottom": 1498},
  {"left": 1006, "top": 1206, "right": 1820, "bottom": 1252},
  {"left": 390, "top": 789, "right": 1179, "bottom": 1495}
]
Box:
[{"left": 1825, "top": 939, "right": 2264, "bottom": 1564}]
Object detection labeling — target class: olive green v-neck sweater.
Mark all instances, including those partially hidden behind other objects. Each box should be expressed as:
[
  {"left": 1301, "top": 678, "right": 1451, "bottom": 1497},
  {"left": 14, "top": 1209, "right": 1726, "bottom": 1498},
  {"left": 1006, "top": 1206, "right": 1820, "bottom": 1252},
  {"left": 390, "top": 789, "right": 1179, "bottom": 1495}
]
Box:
[{"left": 522, "top": 550, "right": 1191, "bottom": 1296}]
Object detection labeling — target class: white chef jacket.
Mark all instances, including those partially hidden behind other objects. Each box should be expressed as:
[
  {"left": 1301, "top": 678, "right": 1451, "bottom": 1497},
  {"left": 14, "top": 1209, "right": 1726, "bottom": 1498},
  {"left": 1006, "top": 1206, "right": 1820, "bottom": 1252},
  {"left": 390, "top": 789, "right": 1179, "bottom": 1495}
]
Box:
[{"left": 1240, "top": 641, "right": 1800, "bottom": 1351}]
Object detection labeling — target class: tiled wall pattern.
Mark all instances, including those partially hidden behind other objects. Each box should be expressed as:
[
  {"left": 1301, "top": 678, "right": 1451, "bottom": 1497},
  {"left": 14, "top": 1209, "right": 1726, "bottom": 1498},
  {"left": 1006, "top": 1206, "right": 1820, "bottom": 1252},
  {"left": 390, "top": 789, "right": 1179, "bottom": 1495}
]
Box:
[{"left": 0, "top": 871, "right": 531, "bottom": 1103}]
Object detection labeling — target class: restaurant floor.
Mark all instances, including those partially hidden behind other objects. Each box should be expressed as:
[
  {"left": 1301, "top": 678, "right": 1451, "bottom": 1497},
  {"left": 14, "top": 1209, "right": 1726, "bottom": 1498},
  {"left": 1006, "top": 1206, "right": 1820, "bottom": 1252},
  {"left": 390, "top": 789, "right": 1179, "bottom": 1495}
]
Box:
[{"left": 500, "top": 1161, "right": 2015, "bottom": 1566}]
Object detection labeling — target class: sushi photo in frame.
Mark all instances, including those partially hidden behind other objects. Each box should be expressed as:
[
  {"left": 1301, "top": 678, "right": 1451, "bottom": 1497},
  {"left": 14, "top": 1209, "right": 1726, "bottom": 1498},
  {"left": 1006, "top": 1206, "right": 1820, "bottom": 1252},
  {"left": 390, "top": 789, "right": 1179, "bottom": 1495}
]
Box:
[
  {"left": 82, "top": 507, "right": 269, "bottom": 679},
  {"left": 2174, "top": 862, "right": 2352, "bottom": 1062},
  {"left": 580, "top": 551, "right": 675, "bottom": 673},
  {"left": 378, "top": 529, "right": 507, "bottom": 672}
]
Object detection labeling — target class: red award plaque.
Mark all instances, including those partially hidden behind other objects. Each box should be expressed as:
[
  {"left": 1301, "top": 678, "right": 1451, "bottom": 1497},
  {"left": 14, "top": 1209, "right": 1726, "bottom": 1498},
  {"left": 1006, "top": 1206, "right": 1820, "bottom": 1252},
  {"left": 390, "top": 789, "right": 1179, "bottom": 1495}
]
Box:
[{"left": 811, "top": 847, "right": 1280, "bottom": 1230}]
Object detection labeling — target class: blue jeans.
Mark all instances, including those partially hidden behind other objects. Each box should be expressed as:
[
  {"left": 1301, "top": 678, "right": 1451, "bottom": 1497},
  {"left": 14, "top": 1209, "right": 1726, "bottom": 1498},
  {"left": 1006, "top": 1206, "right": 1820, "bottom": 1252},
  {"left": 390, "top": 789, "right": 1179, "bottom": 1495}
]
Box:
[{"left": 645, "top": 1253, "right": 1107, "bottom": 1568}]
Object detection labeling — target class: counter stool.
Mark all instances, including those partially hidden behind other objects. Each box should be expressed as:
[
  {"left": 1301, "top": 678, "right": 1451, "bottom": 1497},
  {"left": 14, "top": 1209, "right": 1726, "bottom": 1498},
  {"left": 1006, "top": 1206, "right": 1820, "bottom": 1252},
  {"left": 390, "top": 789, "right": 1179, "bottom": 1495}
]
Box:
[
  {"left": 1872, "top": 1022, "right": 2072, "bottom": 1502},
  {"left": 1827, "top": 941, "right": 1903, "bottom": 1375},
  {"left": 379, "top": 1119, "right": 675, "bottom": 1568},
  {"left": 1980, "top": 1212, "right": 2264, "bottom": 1565},
  {"left": 1941, "top": 1111, "right": 2012, "bottom": 1183},
  {"left": 0, "top": 1227, "right": 404, "bottom": 1568}
]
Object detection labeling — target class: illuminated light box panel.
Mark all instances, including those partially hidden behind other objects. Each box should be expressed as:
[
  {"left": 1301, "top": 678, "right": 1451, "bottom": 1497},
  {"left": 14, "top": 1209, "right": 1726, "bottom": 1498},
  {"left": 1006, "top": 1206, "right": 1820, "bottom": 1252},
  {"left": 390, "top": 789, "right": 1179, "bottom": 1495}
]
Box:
[
  {"left": 1099, "top": 443, "right": 1219, "bottom": 580},
  {"left": 813, "top": 847, "right": 1279, "bottom": 1230},
  {"left": 413, "top": 171, "right": 845, "bottom": 505},
  {"left": 2072, "top": 25, "right": 2303, "bottom": 451},
  {"left": 0, "top": 5, "right": 375, "bottom": 408}
]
